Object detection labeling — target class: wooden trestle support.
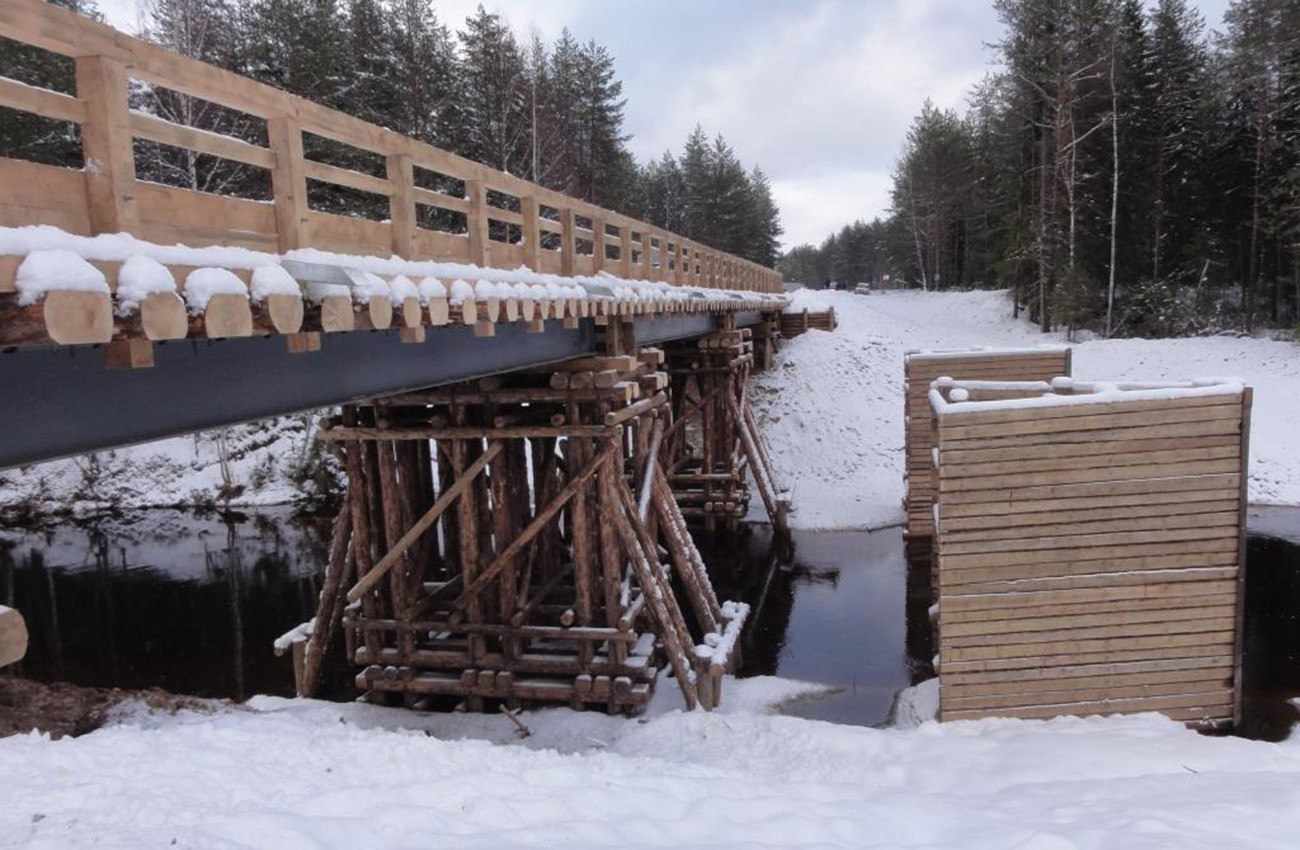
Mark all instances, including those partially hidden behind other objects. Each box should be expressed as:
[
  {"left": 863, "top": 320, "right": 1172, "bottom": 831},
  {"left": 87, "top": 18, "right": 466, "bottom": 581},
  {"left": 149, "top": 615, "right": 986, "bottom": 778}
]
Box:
[
  {"left": 284, "top": 330, "right": 769, "bottom": 713},
  {"left": 663, "top": 320, "right": 790, "bottom": 536}
]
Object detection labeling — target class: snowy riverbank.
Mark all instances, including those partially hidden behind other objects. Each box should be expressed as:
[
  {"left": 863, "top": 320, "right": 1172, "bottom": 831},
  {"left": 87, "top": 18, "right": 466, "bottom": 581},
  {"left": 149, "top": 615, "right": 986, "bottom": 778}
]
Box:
[
  {"left": 753, "top": 288, "right": 1300, "bottom": 530},
  {"left": 2, "top": 677, "right": 1297, "bottom": 848}
]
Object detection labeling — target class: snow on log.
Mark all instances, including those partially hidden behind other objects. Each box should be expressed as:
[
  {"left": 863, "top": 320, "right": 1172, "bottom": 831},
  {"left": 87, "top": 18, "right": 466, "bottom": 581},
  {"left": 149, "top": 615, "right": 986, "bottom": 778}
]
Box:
[
  {"left": 183, "top": 267, "right": 252, "bottom": 339},
  {"left": 388, "top": 275, "right": 421, "bottom": 328},
  {"left": 418, "top": 277, "right": 449, "bottom": 326},
  {"left": 0, "top": 250, "right": 114, "bottom": 345},
  {"left": 248, "top": 264, "right": 304, "bottom": 335},
  {"left": 303, "top": 282, "right": 355, "bottom": 333},
  {"left": 115, "top": 255, "right": 187, "bottom": 341},
  {"left": 346, "top": 271, "right": 393, "bottom": 331}
]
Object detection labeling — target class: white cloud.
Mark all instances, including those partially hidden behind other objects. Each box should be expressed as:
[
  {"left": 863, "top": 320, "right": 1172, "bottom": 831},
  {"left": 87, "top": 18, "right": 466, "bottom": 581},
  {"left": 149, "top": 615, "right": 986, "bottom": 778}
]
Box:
[
  {"left": 621, "top": 0, "right": 998, "bottom": 250},
  {"left": 773, "top": 168, "right": 893, "bottom": 248}
]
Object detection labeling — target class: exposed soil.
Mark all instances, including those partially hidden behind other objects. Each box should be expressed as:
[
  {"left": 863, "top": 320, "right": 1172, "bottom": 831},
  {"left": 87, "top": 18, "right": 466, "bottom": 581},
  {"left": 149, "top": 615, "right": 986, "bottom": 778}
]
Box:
[{"left": 0, "top": 676, "right": 213, "bottom": 740}]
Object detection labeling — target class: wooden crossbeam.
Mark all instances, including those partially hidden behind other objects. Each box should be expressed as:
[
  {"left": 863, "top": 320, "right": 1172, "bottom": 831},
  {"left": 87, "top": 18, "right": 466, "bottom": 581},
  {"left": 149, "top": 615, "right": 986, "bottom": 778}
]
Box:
[
  {"left": 448, "top": 440, "right": 617, "bottom": 618},
  {"left": 347, "top": 441, "right": 503, "bottom": 604}
]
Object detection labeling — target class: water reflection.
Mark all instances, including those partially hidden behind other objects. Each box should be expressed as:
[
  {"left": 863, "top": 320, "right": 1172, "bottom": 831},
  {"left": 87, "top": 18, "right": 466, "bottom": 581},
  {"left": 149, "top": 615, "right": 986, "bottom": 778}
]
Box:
[
  {"left": 0, "top": 510, "right": 329, "bottom": 700},
  {"left": 1, "top": 507, "right": 1296, "bottom": 738},
  {"left": 698, "top": 524, "right": 924, "bottom": 726}
]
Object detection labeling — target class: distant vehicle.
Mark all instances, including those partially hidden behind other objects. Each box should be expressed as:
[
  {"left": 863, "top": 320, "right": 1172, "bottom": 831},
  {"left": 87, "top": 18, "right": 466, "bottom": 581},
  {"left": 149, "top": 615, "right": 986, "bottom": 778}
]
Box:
[{"left": 853, "top": 282, "right": 872, "bottom": 295}]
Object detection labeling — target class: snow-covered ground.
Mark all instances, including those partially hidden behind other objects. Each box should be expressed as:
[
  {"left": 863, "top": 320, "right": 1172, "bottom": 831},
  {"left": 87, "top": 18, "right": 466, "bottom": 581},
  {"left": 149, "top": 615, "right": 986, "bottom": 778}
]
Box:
[
  {"left": 754, "top": 288, "right": 1300, "bottom": 530},
  {"left": 0, "top": 413, "right": 337, "bottom": 514},
  {"left": 2, "top": 678, "right": 1297, "bottom": 848}
]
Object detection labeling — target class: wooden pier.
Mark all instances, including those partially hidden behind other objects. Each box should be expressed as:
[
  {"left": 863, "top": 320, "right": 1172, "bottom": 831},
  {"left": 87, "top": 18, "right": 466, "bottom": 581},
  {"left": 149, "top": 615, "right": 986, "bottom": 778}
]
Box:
[
  {"left": 929, "top": 378, "right": 1250, "bottom": 726},
  {"left": 903, "top": 347, "right": 1072, "bottom": 580}
]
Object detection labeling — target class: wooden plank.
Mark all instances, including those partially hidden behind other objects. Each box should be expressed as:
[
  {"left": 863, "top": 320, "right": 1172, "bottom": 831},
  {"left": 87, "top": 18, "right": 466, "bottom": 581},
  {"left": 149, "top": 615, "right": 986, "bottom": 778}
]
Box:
[
  {"left": 938, "top": 519, "right": 1240, "bottom": 556},
  {"left": 0, "top": 74, "right": 86, "bottom": 122},
  {"left": 945, "top": 679, "right": 1232, "bottom": 711},
  {"left": 942, "top": 655, "right": 1235, "bottom": 688},
  {"left": 939, "top": 391, "right": 1240, "bottom": 424},
  {"left": 940, "top": 510, "right": 1240, "bottom": 544},
  {"left": 938, "top": 471, "right": 1242, "bottom": 507},
  {"left": 942, "top": 593, "right": 1238, "bottom": 627},
  {"left": 411, "top": 185, "right": 471, "bottom": 215},
  {"left": 939, "top": 434, "right": 1241, "bottom": 465},
  {"left": 939, "top": 542, "right": 1239, "bottom": 577},
  {"left": 941, "top": 691, "right": 1233, "bottom": 721},
  {"left": 938, "top": 497, "right": 1240, "bottom": 533},
  {"left": 386, "top": 153, "right": 415, "bottom": 258},
  {"left": 130, "top": 111, "right": 273, "bottom": 168},
  {"left": 942, "top": 604, "right": 1237, "bottom": 639},
  {"left": 941, "top": 629, "right": 1236, "bottom": 663},
  {"left": 945, "top": 566, "right": 1238, "bottom": 597},
  {"left": 939, "top": 445, "right": 1239, "bottom": 479},
  {"left": 946, "top": 681, "right": 1227, "bottom": 712},
  {"left": 939, "top": 458, "right": 1241, "bottom": 494},
  {"left": 75, "top": 55, "right": 138, "bottom": 233},
  {"left": 303, "top": 159, "right": 392, "bottom": 196},
  {"left": 938, "top": 402, "right": 1242, "bottom": 441},
  {"left": 942, "top": 641, "right": 1236, "bottom": 674},
  {"left": 941, "top": 580, "right": 1239, "bottom": 614}
]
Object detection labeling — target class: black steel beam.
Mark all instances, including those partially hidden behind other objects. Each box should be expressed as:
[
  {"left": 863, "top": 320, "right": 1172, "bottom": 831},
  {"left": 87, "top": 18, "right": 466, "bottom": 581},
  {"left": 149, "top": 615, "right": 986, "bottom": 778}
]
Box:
[{"left": 0, "top": 311, "right": 761, "bottom": 469}]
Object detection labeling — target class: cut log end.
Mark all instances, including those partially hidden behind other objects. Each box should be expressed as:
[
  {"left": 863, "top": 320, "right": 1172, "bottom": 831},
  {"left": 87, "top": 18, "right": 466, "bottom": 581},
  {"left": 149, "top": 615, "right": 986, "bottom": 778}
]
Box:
[
  {"left": 140, "top": 291, "right": 187, "bottom": 341},
  {"left": 201, "top": 293, "right": 253, "bottom": 339},
  {"left": 44, "top": 290, "right": 114, "bottom": 345}
]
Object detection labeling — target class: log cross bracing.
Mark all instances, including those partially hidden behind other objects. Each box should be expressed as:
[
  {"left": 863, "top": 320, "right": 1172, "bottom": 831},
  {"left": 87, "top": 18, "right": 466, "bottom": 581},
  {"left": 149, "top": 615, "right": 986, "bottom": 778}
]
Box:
[{"left": 297, "top": 348, "right": 757, "bottom": 714}]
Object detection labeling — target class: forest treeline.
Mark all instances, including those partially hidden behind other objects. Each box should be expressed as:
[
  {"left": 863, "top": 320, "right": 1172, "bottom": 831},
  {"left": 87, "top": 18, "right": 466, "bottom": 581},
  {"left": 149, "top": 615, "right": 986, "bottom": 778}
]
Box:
[
  {"left": 0, "top": 0, "right": 783, "bottom": 267},
  {"left": 781, "top": 0, "right": 1299, "bottom": 337}
]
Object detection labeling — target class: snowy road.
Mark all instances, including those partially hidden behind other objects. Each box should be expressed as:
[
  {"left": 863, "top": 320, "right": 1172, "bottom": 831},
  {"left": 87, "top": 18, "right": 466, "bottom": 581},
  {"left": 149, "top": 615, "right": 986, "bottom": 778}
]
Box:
[
  {"left": 753, "top": 289, "right": 1300, "bottom": 530},
  {"left": 2, "top": 681, "right": 1297, "bottom": 849}
]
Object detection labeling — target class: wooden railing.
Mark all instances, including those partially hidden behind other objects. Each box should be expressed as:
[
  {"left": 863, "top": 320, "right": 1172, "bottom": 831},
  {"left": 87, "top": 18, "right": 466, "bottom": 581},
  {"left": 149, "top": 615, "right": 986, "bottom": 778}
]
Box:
[{"left": 0, "top": 0, "right": 781, "bottom": 293}]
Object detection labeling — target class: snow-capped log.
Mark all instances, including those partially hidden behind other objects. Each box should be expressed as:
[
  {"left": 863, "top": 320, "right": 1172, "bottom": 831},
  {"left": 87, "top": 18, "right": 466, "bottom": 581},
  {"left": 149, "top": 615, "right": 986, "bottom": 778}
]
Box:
[
  {"left": 387, "top": 275, "right": 421, "bottom": 329},
  {"left": 248, "top": 264, "right": 304, "bottom": 336},
  {"left": 113, "top": 255, "right": 187, "bottom": 342},
  {"left": 413, "top": 277, "right": 449, "bottom": 327},
  {"left": 302, "top": 283, "right": 355, "bottom": 333},
  {"left": 182, "top": 267, "right": 252, "bottom": 339},
  {"left": 345, "top": 271, "right": 393, "bottom": 332},
  {"left": 0, "top": 250, "right": 114, "bottom": 346}
]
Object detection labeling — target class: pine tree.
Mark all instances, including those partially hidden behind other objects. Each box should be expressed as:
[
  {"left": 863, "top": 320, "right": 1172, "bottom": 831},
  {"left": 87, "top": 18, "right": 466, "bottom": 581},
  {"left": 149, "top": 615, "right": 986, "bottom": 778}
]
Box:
[
  {"left": 0, "top": 0, "right": 103, "bottom": 168},
  {"left": 457, "top": 6, "right": 527, "bottom": 174}
]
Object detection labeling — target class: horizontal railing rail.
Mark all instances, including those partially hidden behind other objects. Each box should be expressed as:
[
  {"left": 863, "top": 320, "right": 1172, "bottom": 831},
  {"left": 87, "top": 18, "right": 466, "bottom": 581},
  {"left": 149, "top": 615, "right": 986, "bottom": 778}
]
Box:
[{"left": 0, "top": 0, "right": 781, "bottom": 292}]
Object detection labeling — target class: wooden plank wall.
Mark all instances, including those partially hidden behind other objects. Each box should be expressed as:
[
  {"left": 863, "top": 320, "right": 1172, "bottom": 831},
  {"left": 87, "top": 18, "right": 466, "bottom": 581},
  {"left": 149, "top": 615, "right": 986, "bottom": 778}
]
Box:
[
  {"left": 932, "top": 381, "right": 1251, "bottom": 726},
  {"left": 903, "top": 348, "right": 1072, "bottom": 572},
  {"left": 0, "top": 0, "right": 781, "bottom": 292}
]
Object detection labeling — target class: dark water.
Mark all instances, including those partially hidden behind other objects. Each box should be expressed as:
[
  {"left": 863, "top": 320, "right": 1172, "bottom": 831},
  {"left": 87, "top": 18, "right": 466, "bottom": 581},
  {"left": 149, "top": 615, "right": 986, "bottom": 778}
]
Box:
[
  {"left": 1, "top": 508, "right": 1296, "bottom": 737},
  {"left": 0, "top": 509, "right": 330, "bottom": 700},
  {"left": 696, "top": 524, "right": 926, "bottom": 725}
]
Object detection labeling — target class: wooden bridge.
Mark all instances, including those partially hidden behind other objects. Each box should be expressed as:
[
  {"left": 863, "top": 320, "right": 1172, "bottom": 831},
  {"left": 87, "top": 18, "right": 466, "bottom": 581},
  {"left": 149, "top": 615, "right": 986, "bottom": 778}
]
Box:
[
  {"left": 0, "top": 1, "right": 793, "bottom": 712},
  {"left": 0, "top": 0, "right": 782, "bottom": 468}
]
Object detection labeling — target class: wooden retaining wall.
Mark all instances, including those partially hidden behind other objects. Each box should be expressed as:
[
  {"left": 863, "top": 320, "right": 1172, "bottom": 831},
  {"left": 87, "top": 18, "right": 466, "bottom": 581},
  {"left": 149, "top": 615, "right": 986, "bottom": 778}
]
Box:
[
  {"left": 931, "top": 378, "right": 1251, "bottom": 726},
  {"left": 779, "top": 307, "right": 836, "bottom": 338},
  {"left": 903, "top": 347, "right": 1072, "bottom": 572}
]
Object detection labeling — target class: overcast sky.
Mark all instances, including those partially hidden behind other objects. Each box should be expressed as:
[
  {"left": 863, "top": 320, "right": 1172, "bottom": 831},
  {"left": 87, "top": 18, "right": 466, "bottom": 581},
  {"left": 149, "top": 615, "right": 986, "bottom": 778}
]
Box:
[{"left": 97, "top": 0, "right": 1235, "bottom": 250}]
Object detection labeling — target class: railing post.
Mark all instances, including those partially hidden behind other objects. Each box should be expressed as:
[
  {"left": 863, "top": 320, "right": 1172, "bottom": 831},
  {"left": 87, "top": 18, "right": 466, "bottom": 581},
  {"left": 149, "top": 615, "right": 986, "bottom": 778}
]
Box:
[
  {"left": 267, "top": 116, "right": 308, "bottom": 252},
  {"left": 592, "top": 217, "right": 606, "bottom": 273},
  {"left": 75, "top": 56, "right": 138, "bottom": 235},
  {"left": 466, "top": 179, "right": 488, "bottom": 266},
  {"left": 387, "top": 153, "right": 415, "bottom": 258},
  {"left": 560, "top": 208, "right": 576, "bottom": 277},
  {"left": 521, "top": 195, "right": 541, "bottom": 270},
  {"left": 620, "top": 226, "right": 633, "bottom": 278}
]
